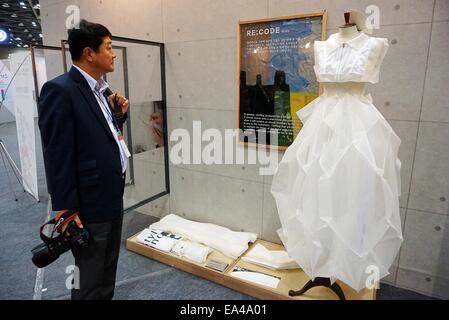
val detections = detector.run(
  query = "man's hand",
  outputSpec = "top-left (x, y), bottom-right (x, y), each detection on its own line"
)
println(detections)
top-left (55, 210), bottom-right (83, 234)
top-left (108, 91), bottom-right (129, 114)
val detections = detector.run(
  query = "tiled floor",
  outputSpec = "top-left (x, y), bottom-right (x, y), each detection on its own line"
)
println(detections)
top-left (0, 121), bottom-right (440, 300)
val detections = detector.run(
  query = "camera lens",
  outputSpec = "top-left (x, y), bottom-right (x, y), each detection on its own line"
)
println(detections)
top-left (31, 243), bottom-right (59, 268)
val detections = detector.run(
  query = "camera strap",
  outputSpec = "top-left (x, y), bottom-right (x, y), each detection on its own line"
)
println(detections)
top-left (39, 209), bottom-right (78, 243)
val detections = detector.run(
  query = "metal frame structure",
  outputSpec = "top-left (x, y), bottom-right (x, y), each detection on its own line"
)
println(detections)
top-left (30, 44), bottom-right (61, 101)
top-left (58, 36), bottom-right (169, 213)
top-left (109, 36), bottom-right (170, 213)
top-left (104, 44), bottom-right (135, 187)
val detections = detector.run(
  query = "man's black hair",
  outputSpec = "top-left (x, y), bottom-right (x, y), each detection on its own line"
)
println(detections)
top-left (67, 19), bottom-right (112, 61)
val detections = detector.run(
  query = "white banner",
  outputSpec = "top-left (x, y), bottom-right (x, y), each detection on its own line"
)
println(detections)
top-left (0, 60), bottom-right (15, 123)
top-left (9, 52), bottom-right (39, 201)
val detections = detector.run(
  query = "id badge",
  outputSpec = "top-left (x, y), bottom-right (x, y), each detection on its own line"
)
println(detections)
top-left (118, 135), bottom-right (131, 158)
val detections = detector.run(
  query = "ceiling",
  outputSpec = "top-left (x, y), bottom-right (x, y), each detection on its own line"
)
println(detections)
top-left (0, 0), bottom-right (42, 48)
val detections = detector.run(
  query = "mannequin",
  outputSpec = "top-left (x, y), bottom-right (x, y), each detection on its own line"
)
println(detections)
top-left (288, 11), bottom-right (360, 301)
top-left (272, 4), bottom-right (401, 299)
top-left (338, 25), bottom-right (360, 42)
top-left (338, 12), bottom-right (360, 42)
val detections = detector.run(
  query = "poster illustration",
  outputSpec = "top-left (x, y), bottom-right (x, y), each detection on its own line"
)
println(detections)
top-left (237, 12), bottom-right (327, 149)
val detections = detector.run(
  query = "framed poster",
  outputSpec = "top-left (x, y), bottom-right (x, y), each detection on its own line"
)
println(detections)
top-left (237, 11), bottom-right (327, 150)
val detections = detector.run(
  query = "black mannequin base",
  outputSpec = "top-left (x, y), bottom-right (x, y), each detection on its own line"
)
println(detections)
top-left (288, 277), bottom-right (346, 300)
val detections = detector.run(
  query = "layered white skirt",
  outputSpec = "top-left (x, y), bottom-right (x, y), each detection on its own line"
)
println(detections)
top-left (271, 83), bottom-right (403, 291)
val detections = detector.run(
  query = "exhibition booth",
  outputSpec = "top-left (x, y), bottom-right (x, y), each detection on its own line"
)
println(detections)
top-left (1, 0), bottom-right (448, 300)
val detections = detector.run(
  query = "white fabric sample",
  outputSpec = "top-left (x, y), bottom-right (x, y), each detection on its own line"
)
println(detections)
top-left (149, 214), bottom-right (257, 259)
top-left (229, 267), bottom-right (280, 289)
top-left (241, 244), bottom-right (299, 270)
top-left (171, 240), bottom-right (212, 264)
top-left (271, 31), bottom-right (403, 291)
top-left (136, 229), bottom-right (181, 252)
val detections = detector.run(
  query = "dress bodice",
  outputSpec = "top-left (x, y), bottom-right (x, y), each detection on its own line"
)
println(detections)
top-left (314, 31), bottom-right (389, 84)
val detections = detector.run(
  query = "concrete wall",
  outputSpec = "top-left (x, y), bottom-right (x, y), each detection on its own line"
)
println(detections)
top-left (39, 0), bottom-right (449, 299)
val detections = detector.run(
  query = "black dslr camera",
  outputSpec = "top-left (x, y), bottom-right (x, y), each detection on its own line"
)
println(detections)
top-left (31, 210), bottom-right (89, 268)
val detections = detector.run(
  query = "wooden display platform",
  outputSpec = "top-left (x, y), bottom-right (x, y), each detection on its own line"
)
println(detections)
top-left (127, 234), bottom-right (376, 300)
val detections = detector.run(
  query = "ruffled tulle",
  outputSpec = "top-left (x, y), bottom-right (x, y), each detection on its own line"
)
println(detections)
top-left (271, 86), bottom-right (403, 291)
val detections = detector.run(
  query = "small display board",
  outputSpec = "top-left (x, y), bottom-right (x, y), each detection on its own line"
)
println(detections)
top-left (126, 235), bottom-right (375, 300)
top-left (237, 11), bottom-right (327, 149)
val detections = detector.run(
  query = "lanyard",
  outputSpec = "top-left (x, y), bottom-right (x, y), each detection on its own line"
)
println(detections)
top-left (94, 90), bottom-right (121, 135)
top-left (93, 87), bottom-right (131, 167)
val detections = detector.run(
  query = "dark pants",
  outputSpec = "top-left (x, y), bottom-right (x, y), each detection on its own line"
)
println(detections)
top-left (71, 216), bottom-right (124, 300)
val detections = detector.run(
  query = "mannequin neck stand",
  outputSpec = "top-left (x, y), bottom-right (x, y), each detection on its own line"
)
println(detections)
top-left (288, 277), bottom-right (346, 300)
top-left (338, 25), bottom-right (360, 42)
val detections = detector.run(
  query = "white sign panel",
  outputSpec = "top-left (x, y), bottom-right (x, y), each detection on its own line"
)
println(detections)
top-left (0, 59), bottom-right (15, 117)
top-left (9, 52), bottom-right (39, 200)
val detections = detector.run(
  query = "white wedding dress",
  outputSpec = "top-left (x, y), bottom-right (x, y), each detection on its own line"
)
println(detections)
top-left (271, 31), bottom-right (403, 291)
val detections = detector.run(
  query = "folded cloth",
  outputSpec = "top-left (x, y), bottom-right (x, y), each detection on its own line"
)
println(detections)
top-left (241, 243), bottom-right (299, 270)
top-left (149, 214), bottom-right (258, 259)
top-left (229, 266), bottom-right (281, 289)
top-left (136, 228), bottom-right (182, 252)
top-left (171, 240), bottom-right (211, 264)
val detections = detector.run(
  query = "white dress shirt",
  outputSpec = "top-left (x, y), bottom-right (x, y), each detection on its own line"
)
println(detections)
top-left (73, 65), bottom-right (128, 173)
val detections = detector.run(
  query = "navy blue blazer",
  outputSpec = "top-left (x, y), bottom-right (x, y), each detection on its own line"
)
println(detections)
top-left (38, 66), bottom-right (126, 223)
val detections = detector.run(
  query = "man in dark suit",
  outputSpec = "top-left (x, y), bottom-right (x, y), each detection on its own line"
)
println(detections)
top-left (38, 20), bottom-right (130, 300)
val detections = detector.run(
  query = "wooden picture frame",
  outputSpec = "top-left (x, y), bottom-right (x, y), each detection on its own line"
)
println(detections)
top-left (236, 11), bottom-right (327, 150)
